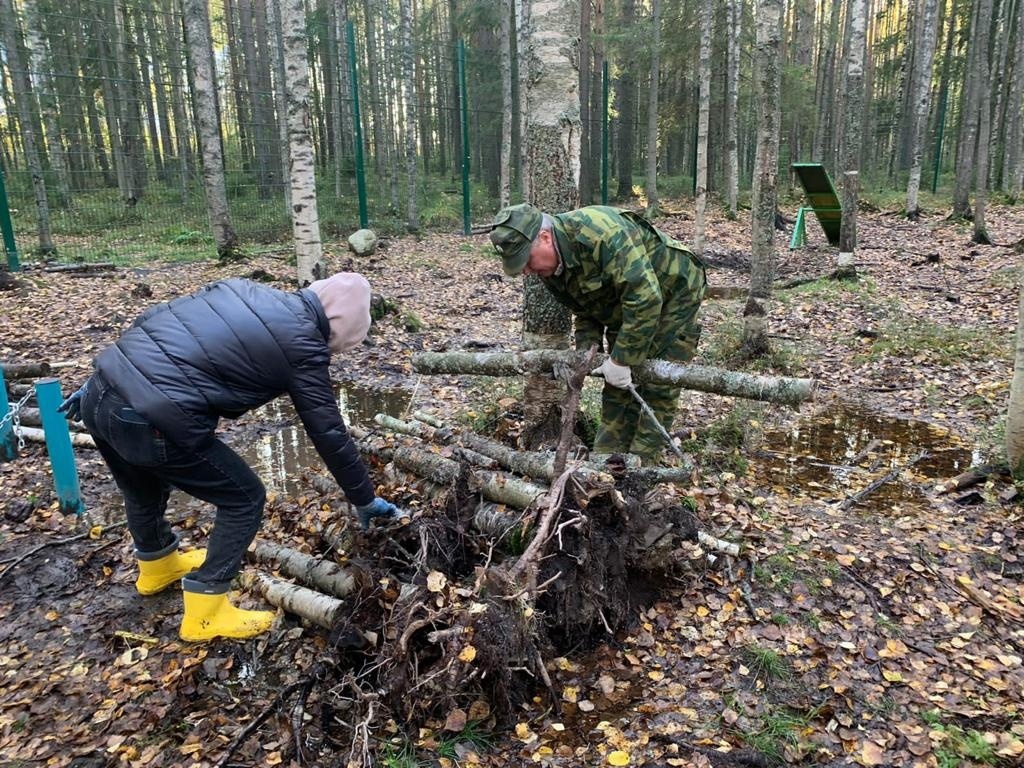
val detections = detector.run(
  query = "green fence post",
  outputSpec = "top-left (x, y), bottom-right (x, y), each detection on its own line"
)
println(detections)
top-left (0, 367), bottom-right (17, 461)
top-left (458, 39), bottom-right (470, 235)
top-left (0, 167), bottom-right (21, 273)
top-left (347, 21), bottom-right (369, 229)
top-left (601, 61), bottom-right (609, 206)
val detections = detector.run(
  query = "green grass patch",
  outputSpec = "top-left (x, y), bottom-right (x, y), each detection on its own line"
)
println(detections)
top-left (436, 720), bottom-right (494, 763)
top-left (679, 403), bottom-right (765, 474)
top-left (856, 318), bottom-right (1012, 365)
top-left (734, 704), bottom-right (822, 765)
top-left (378, 738), bottom-right (423, 768)
top-left (921, 711), bottom-right (1003, 767)
top-left (698, 315), bottom-right (805, 374)
top-left (742, 644), bottom-right (790, 684)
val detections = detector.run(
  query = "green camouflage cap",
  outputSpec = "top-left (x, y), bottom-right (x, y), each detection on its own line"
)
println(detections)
top-left (489, 203), bottom-right (542, 276)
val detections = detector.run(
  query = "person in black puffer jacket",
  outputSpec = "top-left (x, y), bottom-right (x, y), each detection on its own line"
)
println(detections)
top-left (59, 273), bottom-right (400, 642)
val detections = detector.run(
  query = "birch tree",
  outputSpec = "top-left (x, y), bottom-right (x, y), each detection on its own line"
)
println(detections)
top-left (692, 0), bottom-right (712, 254)
top-left (182, 0), bottom-right (239, 260)
top-left (725, 0), bottom-right (740, 219)
top-left (643, 0), bottom-right (662, 217)
top-left (0, 0), bottom-right (54, 254)
top-left (281, 0), bottom-right (326, 283)
top-left (905, 0), bottom-right (940, 220)
top-left (519, 0), bottom-right (579, 448)
top-left (953, 0), bottom-right (983, 219)
top-left (971, 0), bottom-right (995, 244)
top-left (743, 0), bottom-right (782, 356)
top-left (516, 0), bottom-right (531, 200)
top-left (837, 0), bottom-right (866, 278)
top-left (1008, 0), bottom-right (1024, 197)
top-left (400, 0), bottom-right (420, 230)
top-left (499, 0), bottom-right (513, 207)
top-left (1006, 264), bottom-right (1024, 476)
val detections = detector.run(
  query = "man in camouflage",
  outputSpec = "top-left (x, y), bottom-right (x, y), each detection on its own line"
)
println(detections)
top-left (490, 203), bottom-right (707, 464)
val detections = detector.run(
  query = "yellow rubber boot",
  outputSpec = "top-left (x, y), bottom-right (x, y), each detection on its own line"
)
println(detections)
top-left (135, 549), bottom-right (207, 595)
top-left (179, 582), bottom-right (276, 642)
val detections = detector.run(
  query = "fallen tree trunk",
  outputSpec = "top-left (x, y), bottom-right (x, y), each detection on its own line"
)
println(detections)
top-left (1, 362), bottom-right (51, 380)
top-left (17, 426), bottom-right (96, 448)
top-left (248, 539), bottom-right (357, 598)
top-left (42, 262), bottom-right (116, 273)
top-left (243, 571), bottom-right (344, 629)
top-left (13, 408), bottom-right (86, 432)
top-left (412, 349), bottom-right (815, 407)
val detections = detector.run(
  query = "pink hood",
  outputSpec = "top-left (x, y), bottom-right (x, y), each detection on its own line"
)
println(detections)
top-left (308, 272), bottom-right (372, 354)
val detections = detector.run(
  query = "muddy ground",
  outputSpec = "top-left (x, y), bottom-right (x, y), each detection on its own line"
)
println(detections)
top-left (1, 203), bottom-right (1023, 767)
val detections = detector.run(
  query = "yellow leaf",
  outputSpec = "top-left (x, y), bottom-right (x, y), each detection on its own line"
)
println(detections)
top-left (836, 554), bottom-right (856, 566)
top-left (426, 570), bottom-right (447, 593)
top-left (859, 741), bottom-right (886, 765)
top-left (607, 751), bottom-right (631, 766)
top-left (882, 669), bottom-right (904, 682)
top-left (562, 686), bottom-right (578, 703)
top-left (458, 645), bottom-right (477, 663)
top-left (89, 526), bottom-right (103, 540)
top-left (45, 610), bottom-right (59, 621)
top-left (648, 670), bottom-right (664, 681)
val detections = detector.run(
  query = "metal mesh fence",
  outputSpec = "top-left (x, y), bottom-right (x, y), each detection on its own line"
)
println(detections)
top-left (0, 0), bottom-right (515, 264)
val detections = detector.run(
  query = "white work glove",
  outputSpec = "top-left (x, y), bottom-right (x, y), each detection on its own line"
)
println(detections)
top-left (592, 358), bottom-right (633, 389)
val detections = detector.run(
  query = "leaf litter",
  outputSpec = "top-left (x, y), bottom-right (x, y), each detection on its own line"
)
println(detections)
top-left (0, 204), bottom-right (1022, 766)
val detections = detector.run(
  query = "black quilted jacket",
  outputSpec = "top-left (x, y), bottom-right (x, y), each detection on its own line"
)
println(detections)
top-left (93, 278), bottom-right (375, 506)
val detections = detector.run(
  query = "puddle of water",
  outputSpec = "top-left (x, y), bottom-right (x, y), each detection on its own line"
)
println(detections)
top-left (749, 402), bottom-right (975, 512)
top-left (235, 383), bottom-right (411, 496)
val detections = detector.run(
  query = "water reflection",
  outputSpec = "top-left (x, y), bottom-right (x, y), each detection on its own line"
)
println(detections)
top-left (749, 402), bottom-right (973, 512)
top-left (236, 383), bottom-right (411, 496)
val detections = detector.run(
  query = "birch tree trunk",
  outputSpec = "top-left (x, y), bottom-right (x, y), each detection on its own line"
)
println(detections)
top-left (837, 0), bottom-right (866, 278)
top-left (725, 0), bottom-right (740, 219)
top-left (1007, 261), bottom-right (1024, 476)
top-left (281, 0), bottom-right (325, 283)
top-left (1007, 0), bottom-right (1024, 197)
top-left (905, 0), bottom-right (940, 220)
top-left (519, 0), bottom-right (579, 449)
top-left (22, 0), bottom-right (71, 210)
top-left (400, 0), bottom-right (420, 231)
top-left (499, 0), bottom-right (513, 207)
top-left (971, 0), bottom-right (995, 244)
top-left (266, 0), bottom-right (293, 214)
top-left (182, 0), bottom-right (240, 259)
top-left (162, 0), bottom-right (190, 203)
top-left (692, 0), bottom-right (712, 254)
top-left (953, 0), bottom-right (983, 219)
top-left (614, 0), bottom-right (636, 201)
top-left (516, 0), bottom-right (531, 200)
top-left (743, 0), bottom-right (783, 356)
top-left (643, 0), bottom-right (661, 217)
top-left (0, 0), bottom-right (54, 254)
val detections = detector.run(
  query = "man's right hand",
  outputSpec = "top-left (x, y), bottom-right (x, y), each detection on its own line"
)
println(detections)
top-left (57, 380), bottom-right (90, 422)
top-left (355, 496), bottom-right (402, 529)
top-left (592, 358), bottom-right (632, 389)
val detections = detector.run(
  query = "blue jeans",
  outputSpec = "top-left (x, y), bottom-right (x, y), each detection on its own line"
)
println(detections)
top-left (81, 376), bottom-right (266, 589)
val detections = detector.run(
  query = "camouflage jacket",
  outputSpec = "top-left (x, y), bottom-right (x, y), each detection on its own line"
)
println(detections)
top-left (543, 206), bottom-right (706, 366)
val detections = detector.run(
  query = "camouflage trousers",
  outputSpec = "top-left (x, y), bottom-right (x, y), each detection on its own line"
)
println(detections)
top-left (592, 272), bottom-right (706, 462)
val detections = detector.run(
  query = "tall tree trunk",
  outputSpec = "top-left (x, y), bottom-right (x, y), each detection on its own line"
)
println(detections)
top-left (21, 0), bottom-right (72, 210)
top-left (237, 0), bottom-right (274, 199)
top-left (988, 0), bottom-right (1014, 189)
top-left (1010, 0), bottom-right (1024, 196)
top-left (953, 0), bottom-right (983, 218)
top-left (643, 0), bottom-right (661, 217)
top-left (519, 0), bottom-right (579, 449)
top-left (266, 0), bottom-right (293, 214)
top-left (182, 0), bottom-right (239, 259)
top-left (499, 0), bottom-right (513, 207)
top-left (163, 0), bottom-right (191, 203)
top-left (516, 0), bottom-right (531, 199)
top-left (693, 0), bottom-right (712, 253)
top-left (591, 0), bottom-right (604, 200)
top-left (129, 4), bottom-right (163, 183)
top-left (362, 0), bottom-right (386, 177)
top-left (906, 0), bottom-right (940, 219)
top-left (578, 0), bottom-right (593, 204)
top-left (725, 0), bottom-right (741, 218)
top-left (400, 0), bottom-right (420, 231)
top-left (614, 0), bottom-right (636, 201)
top-left (0, 0), bottom-right (55, 253)
top-left (1007, 262), bottom-right (1024, 476)
top-left (144, 3), bottom-right (177, 184)
top-left (744, 0), bottom-right (783, 356)
top-left (118, 2), bottom-right (148, 200)
top-left (281, 0), bottom-right (326, 283)
top-left (972, 0), bottom-right (995, 243)
top-left (837, 0), bottom-right (866, 277)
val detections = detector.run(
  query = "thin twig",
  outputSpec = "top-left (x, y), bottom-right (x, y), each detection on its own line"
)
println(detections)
top-left (213, 680), bottom-right (307, 768)
top-left (0, 520), bottom-right (129, 584)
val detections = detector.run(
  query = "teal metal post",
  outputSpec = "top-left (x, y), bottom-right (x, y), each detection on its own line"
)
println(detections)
top-left (601, 61), bottom-right (609, 205)
top-left (34, 378), bottom-right (85, 516)
top-left (346, 21), bottom-right (369, 228)
top-left (0, 367), bottom-right (17, 461)
top-left (0, 167), bottom-right (21, 272)
top-left (458, 39), bottom-right (470, 235)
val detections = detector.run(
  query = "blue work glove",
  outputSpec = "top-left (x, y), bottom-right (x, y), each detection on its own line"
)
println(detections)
top-left (57, 380), bottom-right (90, 422)
top-left (355, 497), bottom-right (400, 529)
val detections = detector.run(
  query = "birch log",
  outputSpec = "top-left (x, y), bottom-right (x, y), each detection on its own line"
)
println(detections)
top-left (249, 539), bottom-right (356, 597)
top-left (1, 363), bottom-right (52, 380)
top-left (412, 350), bottom-right (815, 407)
top-left (17, 426), bottom-right (96, 448)
top-left (243, 571), bottom-right (343, 629)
